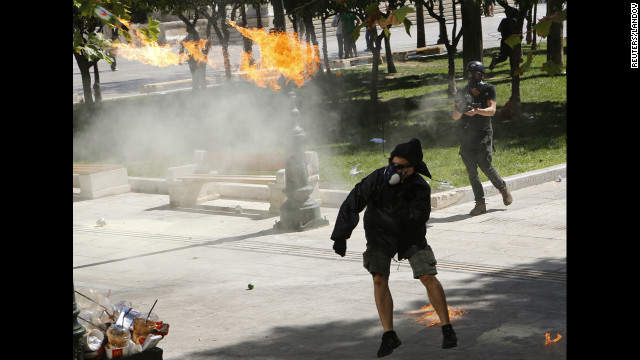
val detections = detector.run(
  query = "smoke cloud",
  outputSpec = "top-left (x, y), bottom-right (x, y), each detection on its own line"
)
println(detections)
top-left (72, 71), bottom-right (337, 176)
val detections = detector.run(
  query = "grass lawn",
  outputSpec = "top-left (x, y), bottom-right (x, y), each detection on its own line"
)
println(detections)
top-left (73, 43), bottom-right (566, 192)
top-left (298, 43), bottom-right (566, 191)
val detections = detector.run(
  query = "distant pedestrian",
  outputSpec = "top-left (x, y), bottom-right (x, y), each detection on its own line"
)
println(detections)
top-left (331, 14), bottom-right (344, 59)
top-left (341, 12), bottom-right (359, 58)
top-left (452, 61), bottom-right (512, 216)
top-left (103, 25), bottom-right (119, 71)
top-left (484, 0), bottom-right (495, 17)
top-left (489, 13), bottom-right (518, 71)
top-left (331, 138), bottom-right (458, 357)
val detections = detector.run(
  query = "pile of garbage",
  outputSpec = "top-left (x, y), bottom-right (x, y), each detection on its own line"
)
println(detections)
top-left (76, 289), bottom-right (170, 359)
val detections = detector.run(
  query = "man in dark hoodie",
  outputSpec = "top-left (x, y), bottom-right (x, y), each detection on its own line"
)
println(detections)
top-left (331, 138), bottom-right (457, 357)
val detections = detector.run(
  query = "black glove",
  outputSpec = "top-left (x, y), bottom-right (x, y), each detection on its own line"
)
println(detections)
top-left (332, 239), bottom-right (347, 257)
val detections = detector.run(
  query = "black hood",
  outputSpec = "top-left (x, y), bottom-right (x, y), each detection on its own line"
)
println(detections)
top-left (388, 138), bottom-right (432, 179)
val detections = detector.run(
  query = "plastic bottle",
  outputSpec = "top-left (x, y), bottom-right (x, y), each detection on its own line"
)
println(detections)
top-left (439, 181), bottom-right (454, 190)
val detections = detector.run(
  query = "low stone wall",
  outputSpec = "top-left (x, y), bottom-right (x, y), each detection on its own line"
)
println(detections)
top-left (128, 163), bottom-right (566, 211)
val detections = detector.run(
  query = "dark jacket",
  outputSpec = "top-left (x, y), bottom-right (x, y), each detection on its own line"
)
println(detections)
top-left (330, 167), bottom-right (431, 260)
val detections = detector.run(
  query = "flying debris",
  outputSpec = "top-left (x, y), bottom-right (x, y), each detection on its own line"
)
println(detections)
top-left (350, 164), bottom-right (363, 175)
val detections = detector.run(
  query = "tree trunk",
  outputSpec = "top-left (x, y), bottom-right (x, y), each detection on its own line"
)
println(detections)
top-left (321, 14), bottom-right (331, 73)
top-left (222, 19), bottom-right (232, 79)
top-left (304, 16), bottom-right (318, 46)
top-left (74, 52), bottom-right (94, 105)
top-left (383, 31), bottom-right (396, 74)
top-left (547, 0), bottom-right (564, 67)
top-left (525, 6), bottom-right (532, 44)
top-left (370, 30), bottom-right (386, 130)
top-left (531, 3), bottom-right (537, 50)
top-left (509, 42), bottom-right (521, 109)
top-left (240, 5), bottom-right (253, 58)
top-left (461, 0), bottom-right (483, 69)
top-left (416, 2), bottom-right (426, 49)
top-left (272, 0), bottom-right (286, 31)
top-left (254, 4), bottom-right (263, 28)
top-left (446, 44), bottom-right (457, 98)
top-left (93, 62), bottom-right (102, 102)
top-left (370, 30), bottom-right (384, 103)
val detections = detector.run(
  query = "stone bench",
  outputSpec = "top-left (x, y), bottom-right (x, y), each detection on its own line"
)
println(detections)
top-left (73, 164), bottom-right (131, 199)
top-left (166, 150), bottom-right (321, 213)
top-left (329, 45), bottom-right (445, 69)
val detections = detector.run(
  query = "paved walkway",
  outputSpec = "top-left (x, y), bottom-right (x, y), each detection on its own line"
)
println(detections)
top-left (73, 177), bottom-right (566, 359)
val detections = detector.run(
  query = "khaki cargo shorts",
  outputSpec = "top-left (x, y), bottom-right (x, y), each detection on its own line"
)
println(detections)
top-left (363, 245), bottom-right (438, 279)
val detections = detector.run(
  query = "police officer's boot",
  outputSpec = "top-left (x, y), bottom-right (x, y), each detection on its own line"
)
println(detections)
top-left (499, 186), bottom-right (512, 206)
top-left (470, 200), bottom-right (486, 216)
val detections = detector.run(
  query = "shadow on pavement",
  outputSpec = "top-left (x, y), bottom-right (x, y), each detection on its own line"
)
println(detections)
top-left (428, 208), bottom-right (506, 224)
top-left (180, 318), bottom-right (382, 360)
top-left (175, 258), bottom-right (566, 360)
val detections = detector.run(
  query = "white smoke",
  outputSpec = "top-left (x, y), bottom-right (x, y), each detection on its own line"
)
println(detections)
top-left (72, 76), bottom-right (337, 175)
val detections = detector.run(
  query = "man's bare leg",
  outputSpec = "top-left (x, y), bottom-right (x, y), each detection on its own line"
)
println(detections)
top-left (373, 273), bottom-right (394, 331)
top-left (419, 274), bottom-right (458, 348)
top-left (419, 274), bottom-right (450, 325)
top-left (373, 273), bottom-right (402, 357)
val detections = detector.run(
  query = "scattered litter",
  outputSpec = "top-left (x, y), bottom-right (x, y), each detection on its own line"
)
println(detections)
top-left (234, 205), bottom-right (243, 214)
top-left (350, 164), bottom-right (364, 175)
top-left (247, 283), bottom-right (254, 290)
top-left (96, 218), bottom-right (107, 227)
top-left (370, 138), bottom-right (386, 143)
top-left (438, 181), bottom-right (454, 190)
top-left (75, 290), bottom-right (170, 359)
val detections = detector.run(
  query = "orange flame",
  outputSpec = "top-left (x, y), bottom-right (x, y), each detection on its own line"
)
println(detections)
top-left (544, 332), bottom-right (562, 345)
top-left (111, 29), bottom-right (182, 67)
top-left (106, 13), bottom-right (211, 68)
top-left (178, 39), bottom-right (210, 65)
top-left (406, 305), bottom-right (468, 327)
top-left (228, 21), bottom-right (321, 90)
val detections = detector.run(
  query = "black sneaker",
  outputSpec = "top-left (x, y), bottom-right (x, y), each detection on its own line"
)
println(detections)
top-left (442, 324), bottom-right (458, 349)
top-left (377, 330), bottom-right (402, 357)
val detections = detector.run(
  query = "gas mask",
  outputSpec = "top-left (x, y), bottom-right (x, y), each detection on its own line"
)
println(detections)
top-left (465, 61), bottom-right (486, 91)
top-left (384, 163), bottom-right (412, 185)
top-left (467, 71), bottom-right (485, 90)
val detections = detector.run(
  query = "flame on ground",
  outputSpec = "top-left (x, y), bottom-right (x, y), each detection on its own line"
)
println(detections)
top-left (228, 21), bottom-right (321, 90)
top-left (406, 305), bottom-right (468, 327)
top-left (544, 332), bottom-right (562, 345)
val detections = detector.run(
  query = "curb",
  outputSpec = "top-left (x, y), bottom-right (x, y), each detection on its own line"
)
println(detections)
top-left (127, 163), bottom-right (566, 211)
top-left (430, 163), bottom-right (566, 210)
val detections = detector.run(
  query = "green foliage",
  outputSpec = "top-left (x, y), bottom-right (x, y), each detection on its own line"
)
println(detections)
top-left (353, 2), bottom-right (414, 41)
top-left (533, 8), bottom-right (567, 38)
top-left (137, 16), bottom-right (161, 42)
top-left (73, 0), bottom-right (132, 64)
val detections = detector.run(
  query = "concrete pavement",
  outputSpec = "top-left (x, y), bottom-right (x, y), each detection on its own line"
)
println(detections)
top-left (73, 176), bottom-right (566, 359)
